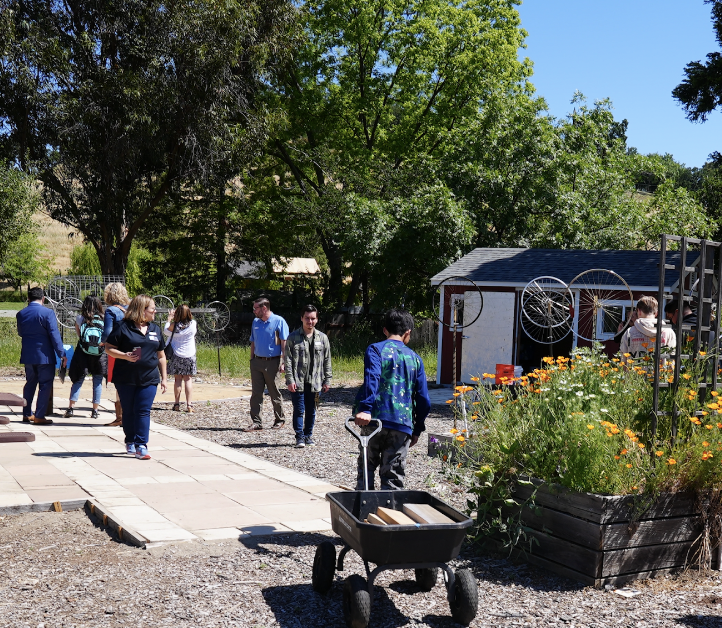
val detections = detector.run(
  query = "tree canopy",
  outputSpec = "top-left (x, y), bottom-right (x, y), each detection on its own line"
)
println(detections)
top-left (0, 0), bottom-right (294, 274)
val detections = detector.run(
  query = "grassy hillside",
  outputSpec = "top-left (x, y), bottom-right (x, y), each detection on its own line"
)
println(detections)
top-left (36, 213), bottom-right (80, 274)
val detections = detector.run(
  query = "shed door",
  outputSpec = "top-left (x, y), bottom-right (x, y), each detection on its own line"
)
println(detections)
top-left (461, 291), bottom-right (515, 382)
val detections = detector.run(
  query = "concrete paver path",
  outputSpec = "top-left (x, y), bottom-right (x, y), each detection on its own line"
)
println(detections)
top-left (0, 398), bottom-right (337, 545)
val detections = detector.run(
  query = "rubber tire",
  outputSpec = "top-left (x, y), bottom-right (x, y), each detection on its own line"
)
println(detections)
top-left (312, 541), bottom-right (336, 594)
top-left (342, 574), bottom-right (371, 628)
top-left (414, 567), bottom-right (439, 591)
top-left (449, 568), bottom-right (478, 626)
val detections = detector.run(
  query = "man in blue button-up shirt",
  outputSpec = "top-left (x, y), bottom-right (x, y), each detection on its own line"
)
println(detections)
top-left (243, 297), bottom-right (289, 431)
top-left (16, 287), bottom-right (66, 425)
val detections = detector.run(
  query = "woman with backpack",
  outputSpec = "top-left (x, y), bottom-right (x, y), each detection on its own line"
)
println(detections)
top-left (102, 283), bottom-right (131, 427)
top-left (64, 295), bottom-right (105, 419)
top-left (163, 305), bottom-right (197, 412)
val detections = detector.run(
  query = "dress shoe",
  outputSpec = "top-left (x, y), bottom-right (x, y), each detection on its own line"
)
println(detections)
top-left (32, 417), bottom-right (53, 425)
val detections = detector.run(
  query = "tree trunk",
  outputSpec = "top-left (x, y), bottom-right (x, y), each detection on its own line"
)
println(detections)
top-left (318, 230), bottom-right (344, 308)
top-left (345, 270), bottom-right (362, 309)
top-left (216, 188), bottom-right (227, 302)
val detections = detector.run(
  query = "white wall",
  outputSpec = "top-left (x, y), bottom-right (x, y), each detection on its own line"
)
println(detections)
top-left (460, 291), bottom-right (515, 382)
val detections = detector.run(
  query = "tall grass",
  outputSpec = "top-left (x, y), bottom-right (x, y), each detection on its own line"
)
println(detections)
top-left (0, 321), bottom-right (22, 368)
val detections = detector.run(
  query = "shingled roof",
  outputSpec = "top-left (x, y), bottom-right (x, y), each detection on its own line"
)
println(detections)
top-left (431, 248), bottom-right (697, 289)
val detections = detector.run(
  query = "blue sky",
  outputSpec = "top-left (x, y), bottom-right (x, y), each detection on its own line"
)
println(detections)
top-left (517, 0), bottom-right (722, 168)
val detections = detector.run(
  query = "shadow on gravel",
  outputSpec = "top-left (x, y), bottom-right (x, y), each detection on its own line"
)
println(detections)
top-left (32, 451), bottom-right (126, 458)
top-left (676, 615), bottom-right (722, 627)
top-left (228, 442), bottom-right (292, 449)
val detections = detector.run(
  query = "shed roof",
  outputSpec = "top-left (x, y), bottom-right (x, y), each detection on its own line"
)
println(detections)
top-left (431, 248), bottom-right (697, 289)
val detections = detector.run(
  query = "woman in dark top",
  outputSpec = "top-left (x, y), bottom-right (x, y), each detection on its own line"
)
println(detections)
top-left (64, 295), bottom-right (105, 419)
top-left (105, 295), bottom-right (168, 460)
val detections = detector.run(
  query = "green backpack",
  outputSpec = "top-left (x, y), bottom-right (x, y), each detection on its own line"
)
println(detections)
top-left (80, 315), bottom-right (105, 356)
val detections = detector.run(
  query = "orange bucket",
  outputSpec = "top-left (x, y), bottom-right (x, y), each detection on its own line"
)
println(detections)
top-left (495, 364), bottom-right (515, 385)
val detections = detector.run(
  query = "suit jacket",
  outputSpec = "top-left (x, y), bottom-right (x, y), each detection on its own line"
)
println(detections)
top-left (16, 301), bottom-right (66, 365)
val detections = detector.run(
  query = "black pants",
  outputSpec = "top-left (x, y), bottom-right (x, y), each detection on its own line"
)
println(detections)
top-left (356, 427), bottom-right (410, 490)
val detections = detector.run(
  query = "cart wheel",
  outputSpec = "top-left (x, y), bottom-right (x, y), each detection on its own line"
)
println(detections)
top-left (342, 574), bottom-right (371, 628)
top-left (449, 568), bottom-right (478, 626)
top-left (414, 567), bottom-right (439, 591)
top-left (312, 541), bottom-right (336, 594)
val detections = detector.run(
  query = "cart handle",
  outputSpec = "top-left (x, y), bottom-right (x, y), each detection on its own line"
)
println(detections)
top-left (345, 416), bottom-right (383, 491)
top-left (345, 416), bottom-right (382, 447)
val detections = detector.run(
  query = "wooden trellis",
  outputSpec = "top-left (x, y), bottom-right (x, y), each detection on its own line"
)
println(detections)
top-left (652, 235), bottom-right (722, 443)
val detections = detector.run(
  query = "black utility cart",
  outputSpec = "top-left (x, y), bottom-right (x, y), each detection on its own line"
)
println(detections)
top-left (311, 419), bottom-right (479, 628)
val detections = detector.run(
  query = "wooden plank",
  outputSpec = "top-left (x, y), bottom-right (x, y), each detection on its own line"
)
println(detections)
top-left (481, 536), bottom-right (599, 587)
top-left (502, 503), bottom-right (604, 550)
top-left (402, 503), bottom-right (455, 525)
top-left (603, 516), bottom-right (702, 550)
top-left (513, 483), bottom-right (607, 524)
top-left (517, 528), bottom-right (602, 579)
top-left (603, 492), bottom-right (699, 523)
top-left (376, 506), bottom-right (415, 525)
top-left (601, 541), bottom-right (699, 577)
top-left (0, 499), bottom-right (86, 516)
top-left (367, 513), bottom-right (387, 526)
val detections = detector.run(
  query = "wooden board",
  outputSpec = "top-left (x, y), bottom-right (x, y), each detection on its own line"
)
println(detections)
top-left (376, 506), bottom-right (416, 525)
top-left (367, 513), bottom-right (387, 526)
top-left (402, 503), bottom-right (455, 525)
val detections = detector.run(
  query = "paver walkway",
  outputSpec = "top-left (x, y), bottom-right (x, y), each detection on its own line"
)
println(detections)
top-left (0, 397), bottom-right (338, 545)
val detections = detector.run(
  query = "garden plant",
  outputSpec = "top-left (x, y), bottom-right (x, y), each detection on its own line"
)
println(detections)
top-left (443, 345), bottom-right (722, 566)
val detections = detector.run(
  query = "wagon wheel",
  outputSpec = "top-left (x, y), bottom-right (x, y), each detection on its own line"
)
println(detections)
top-left (46, 277), bottom-right (79, 303)
top-left (569, 269), bottom-right (634, 343)
top-left (312, 541), bottom-right (336, 595)
top-left (449, 568), bottom-right (478, 626)
top-left (415, 567), bottom-right (439, 591)
top-left (151, 295), bottom-right (174, 322)
top-left (201, 301), bottom-right (230, 333)
top-left (520, 276), bottom-right (574, 344)
top-left (342, 574), bottom-right (371, 628)
top-left (56, 297), bottom-right (82, 330)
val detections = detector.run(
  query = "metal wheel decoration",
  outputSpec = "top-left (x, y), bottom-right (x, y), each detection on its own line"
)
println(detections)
top-left (151, 295), bottom-right (175, 322)
top-left (201, 301), bottom-right (231, 333)
top-left (433, 276), bottom-right (483, 331)
top-left (46, 277), bottom-right (79, 303)
top-left (56, 297), bottom-right (82, 329)
top-left (432, 276), bottom-right (483, 429)
top-left (520, 276), bottom-right (574, 344)
top-left (569, 269), bottom-right (634, 343)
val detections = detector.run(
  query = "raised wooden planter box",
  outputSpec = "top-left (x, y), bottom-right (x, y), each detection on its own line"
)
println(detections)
top-left (484, 479), bottom-right (706, 587)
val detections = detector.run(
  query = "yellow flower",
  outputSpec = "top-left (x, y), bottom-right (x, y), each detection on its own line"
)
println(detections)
top-left (638, 443), bottom-right (645, 449)
top-left (683, 374), bottom-right (692, 380)
top-left (450, 428), bottom-right (458, 434)
top-left (626, 463), bottom-right (633, 468)
top-left (470, 376), bottom-right (480, 382)
top-left (707, 425), bottom-right (714, 430)
top-left (708, 403), bottom-right (720, 410)
top-left (445, 400), bottom-right (454, 404)
top-left (656, 451), bottom-right (664, 457)
top-left (700, 351), bottom-right (707, 356)
top-left (452, 392), bottom-right (461, 397)
top-left (587, 424), bottom-right (595, 430)
top-left (713, 390), bottom-right (720, 397)
top-left (668, 458), bottom-right (677, 465)
top-left (703, 441), bottom-right (710, 447)
top-left (456, 435), bottom-right (465, 442)
top-left (623, 353), bottom-right (631, 358)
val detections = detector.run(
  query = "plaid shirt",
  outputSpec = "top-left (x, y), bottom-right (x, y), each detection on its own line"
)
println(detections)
top-left (284, 328), bottom-right (332, 392)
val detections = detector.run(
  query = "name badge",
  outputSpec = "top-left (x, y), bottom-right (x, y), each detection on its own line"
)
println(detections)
top-left (149, 333), bottom-right (158, 340)
top-left (314, 343), bottom-right (323, 350)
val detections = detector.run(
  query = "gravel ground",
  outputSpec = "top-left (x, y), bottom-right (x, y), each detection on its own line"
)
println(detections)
top-left (2, 383), bottom-right (722, 626)
top-left (151, 382), bottom-right (468, 510)
top-left (1, 509), bottom-right (721, 627)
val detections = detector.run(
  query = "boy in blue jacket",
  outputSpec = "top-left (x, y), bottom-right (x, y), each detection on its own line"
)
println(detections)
top-left (354, 308), bottom-right (431, 490)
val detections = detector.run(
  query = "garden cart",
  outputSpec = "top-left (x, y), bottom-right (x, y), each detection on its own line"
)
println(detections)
top-left (312, 417), bottom-right (478, 628)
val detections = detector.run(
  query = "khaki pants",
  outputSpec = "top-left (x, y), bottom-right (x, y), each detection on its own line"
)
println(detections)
top-left (249, 356), bottom-right (284, 426)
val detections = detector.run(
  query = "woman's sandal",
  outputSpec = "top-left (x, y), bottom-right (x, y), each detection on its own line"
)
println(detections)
top-left (186, 405), bottom-right (194, 413)
top-left (172, 403), bottom-right (180, 412)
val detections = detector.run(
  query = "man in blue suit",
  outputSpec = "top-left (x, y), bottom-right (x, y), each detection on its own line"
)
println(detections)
top-left (16, 287), bottom-right (66, 425)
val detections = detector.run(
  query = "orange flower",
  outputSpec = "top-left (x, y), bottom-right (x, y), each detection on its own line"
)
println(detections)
top-left (620, 448), bottom-right (628, 455)
top-left (655, 451), bottom-right (664, 457)
top-left (445, 400), bottom-right (454, 404)
top-left (638, 443), bottom-right (645, 449)
top-left (614, 455), bottom-right (620, 460)
top-left (587, 424), bottom-right (595, 430)
top-left (668, 458), bottom-right (677, 465)
top-left (703, 441), bottom-right (710, 447)
top-left (712, 391), bottom-right (720, 397)
top-left (470, 376), bottom-right (480, 382)
top-left (707, 425), bottom-right (714, 430)
top-left (456, 435), bottom-right (465, 442)
top-left (626, 463), bottom-right (633, 468)
top-left (450, 428), bottom-right (458, 434)
top-left (453, 392), bottom-right (461, 397)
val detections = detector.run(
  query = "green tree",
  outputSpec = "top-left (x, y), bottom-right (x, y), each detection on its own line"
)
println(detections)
top-left (1, 230), bottom-right (51, 293)
top-left (0, 160), bottom-right (35, 261)
top-left (0, 0), bottom-right (294, 274)
top-left (262, 0), bottom-right (530, 306)
top-left (673, 0), bottom-right (722, 122)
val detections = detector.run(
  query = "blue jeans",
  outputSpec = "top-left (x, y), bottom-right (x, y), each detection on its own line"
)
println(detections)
top-left (291, 383), bottom-right (318, 439)
top-left (70, 374), bottom-right (103, 405)
top-left (23, 364), bottom-right (55, 419)
top-left (116, 384), bottom-right (157, 446)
